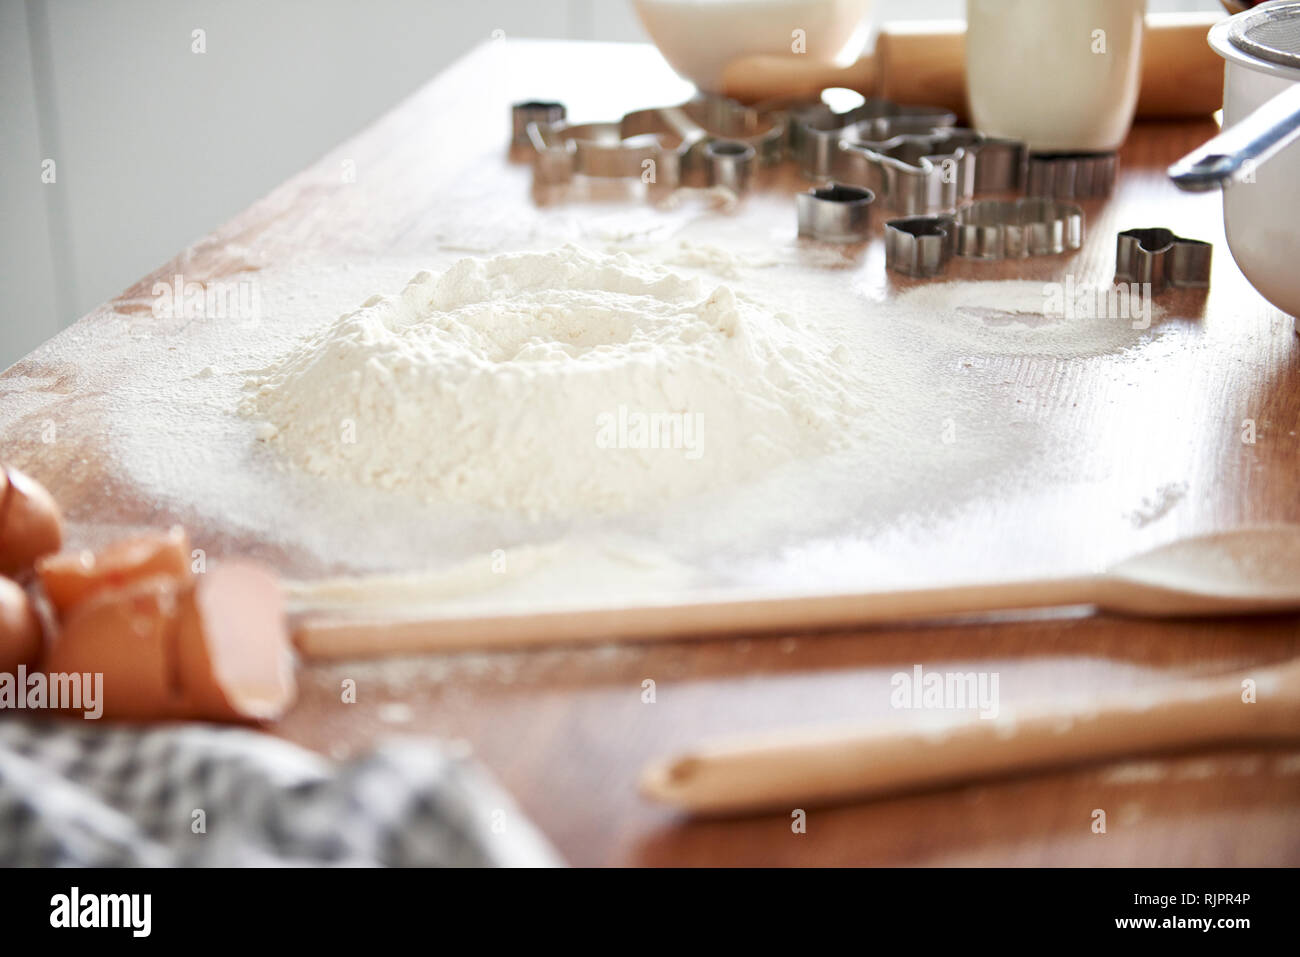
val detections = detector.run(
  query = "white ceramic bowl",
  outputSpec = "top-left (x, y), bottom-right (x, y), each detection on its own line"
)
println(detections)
top-left (632, 0), bottom-right (873, 93)
top-left (1210, 13), bottom-right (1300, 319)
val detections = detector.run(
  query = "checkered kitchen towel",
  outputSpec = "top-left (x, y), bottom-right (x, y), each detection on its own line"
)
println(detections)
top-left (0, 718), bottom-right (560, 867)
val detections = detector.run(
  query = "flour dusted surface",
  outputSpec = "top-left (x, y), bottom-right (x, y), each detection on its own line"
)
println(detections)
top-left (240, 246), bottom-right (863, 516)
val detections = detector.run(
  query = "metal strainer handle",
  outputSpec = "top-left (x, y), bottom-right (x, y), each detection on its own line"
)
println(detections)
top-left (1168, 83), bottom-right (1300, 190)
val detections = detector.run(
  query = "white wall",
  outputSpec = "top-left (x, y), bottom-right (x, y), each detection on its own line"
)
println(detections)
top-left (1, 0), bottom-right (1221, 369)
top-left (2, 0), bottom-right (62, 363)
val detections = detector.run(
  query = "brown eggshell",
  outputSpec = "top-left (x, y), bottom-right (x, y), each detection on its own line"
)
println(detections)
top-left (0, 576), bottom-right (43, 674)
top-left (175, 562), bottom-right (296, 722)
top-left (44, 574), bottom-right (188, 720)
top-left (0, 466), bottom-right (64, 579)
top-left (37, 526), bottom-right (192, 620)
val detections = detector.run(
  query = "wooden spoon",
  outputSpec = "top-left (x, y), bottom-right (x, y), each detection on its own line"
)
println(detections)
top-left (294, 525), bottom-right (1300, 659)
top-left (639, 657), bottom-right (1300, 815)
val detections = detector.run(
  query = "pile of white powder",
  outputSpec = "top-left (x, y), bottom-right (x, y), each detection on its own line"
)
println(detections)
top-left (240, 245), bottom-right (864, 516)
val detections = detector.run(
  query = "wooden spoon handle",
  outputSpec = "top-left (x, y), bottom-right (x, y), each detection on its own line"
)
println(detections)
top-left (641, 674), bottom-right (1280, 815)
top-left (293, 575), bottom-right (1099, 659)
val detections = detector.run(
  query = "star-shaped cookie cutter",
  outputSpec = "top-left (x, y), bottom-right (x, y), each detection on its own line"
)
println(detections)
top-left (1114, 227), bottom-right (1212, 295)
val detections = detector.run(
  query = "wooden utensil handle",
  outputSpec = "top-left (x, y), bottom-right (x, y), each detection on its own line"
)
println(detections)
top-left (293, 575), bottom-right (1100, 659)
top-left (641, 675), bottom-right (1279, 815)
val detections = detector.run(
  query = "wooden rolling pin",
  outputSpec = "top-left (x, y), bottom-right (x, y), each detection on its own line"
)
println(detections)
top-left (641, 658), bottom-right (1300, 815)
top-left (722, 12), bottom-right (1225, 119)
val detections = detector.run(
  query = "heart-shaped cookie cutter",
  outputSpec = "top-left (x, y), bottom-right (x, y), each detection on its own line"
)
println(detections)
top-left (883, 215), bottom-right (957, 277)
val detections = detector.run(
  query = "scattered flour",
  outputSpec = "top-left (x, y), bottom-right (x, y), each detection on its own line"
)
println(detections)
top-left (240, 245), bottom-right (865, 517)
top-left (283, 537), bottom-right (698, 614)
top-left (649, 239), bottom-right (778, 278)
top-left (607, 237), bottom-right (852, 277)
top-left (284, 542), bottom-right (569, 609)
top-left (1127, 482), bottom-right (1188, 528)
top-left (888, 280), bottom-right (1167, 358)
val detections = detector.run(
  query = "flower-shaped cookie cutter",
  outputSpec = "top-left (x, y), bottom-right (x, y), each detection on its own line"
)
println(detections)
top-left (884, 198), bottom-right (1084, 276)
top-left (953, 198), bottom-right (1084, 259)
top-left (1026, 151), bottom-right (1119, 199)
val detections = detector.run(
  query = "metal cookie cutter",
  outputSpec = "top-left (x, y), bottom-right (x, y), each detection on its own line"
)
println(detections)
top-left (953, 198), bottom-right (1084, 259)
top-left (838, 129), bottom-right (1027, 215)
top-left (884, 199), bottom-right (1083, 275)
top-left (526, 116), bottom-right (691, 187)
top-left (677, 96), bottom-right (786, 167)
top-left (883, 215), bottom-right (957, 277)
top-left (789, 98), bottom-right (957, 180)
top-left (511, 101), bottom-right (565, 147)
top-left (624, 98), bottom-right (785, 187)
top-left (1026, 152), bottom-right (1118, 199)
top-left (1114, 227), bottom-right (1213, 295)
top-left (796, 184), bottom-right (875, 242)
top-left (703, 140), bottom-right (756, 193)
top-left (522, 96), bottom-right (783, 192)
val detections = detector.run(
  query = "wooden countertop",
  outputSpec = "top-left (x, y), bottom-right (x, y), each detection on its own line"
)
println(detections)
top-left (3, 40), bottom-right (1299, 866)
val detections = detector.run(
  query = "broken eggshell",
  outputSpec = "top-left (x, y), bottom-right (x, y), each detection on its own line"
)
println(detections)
top-left (0, 575), bottom-right (44, 674)
top-left (176, 562), bottom-right (296, 722)
top-left (38, 526), bottom-right (192, 621)
top-left (44, 562), bottom-right (296, 723)
top-left (43, 574), bottom-right (187, 720)
top-left (0, 466), bottom-right (64, 580)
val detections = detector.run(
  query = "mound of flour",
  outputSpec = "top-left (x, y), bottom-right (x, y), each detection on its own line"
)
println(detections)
top-left (240, 246), bottom-right (863, 515)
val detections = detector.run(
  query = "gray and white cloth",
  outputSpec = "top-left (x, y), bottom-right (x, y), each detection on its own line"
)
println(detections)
top-left (0, 718), bottom-right (560, 867)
